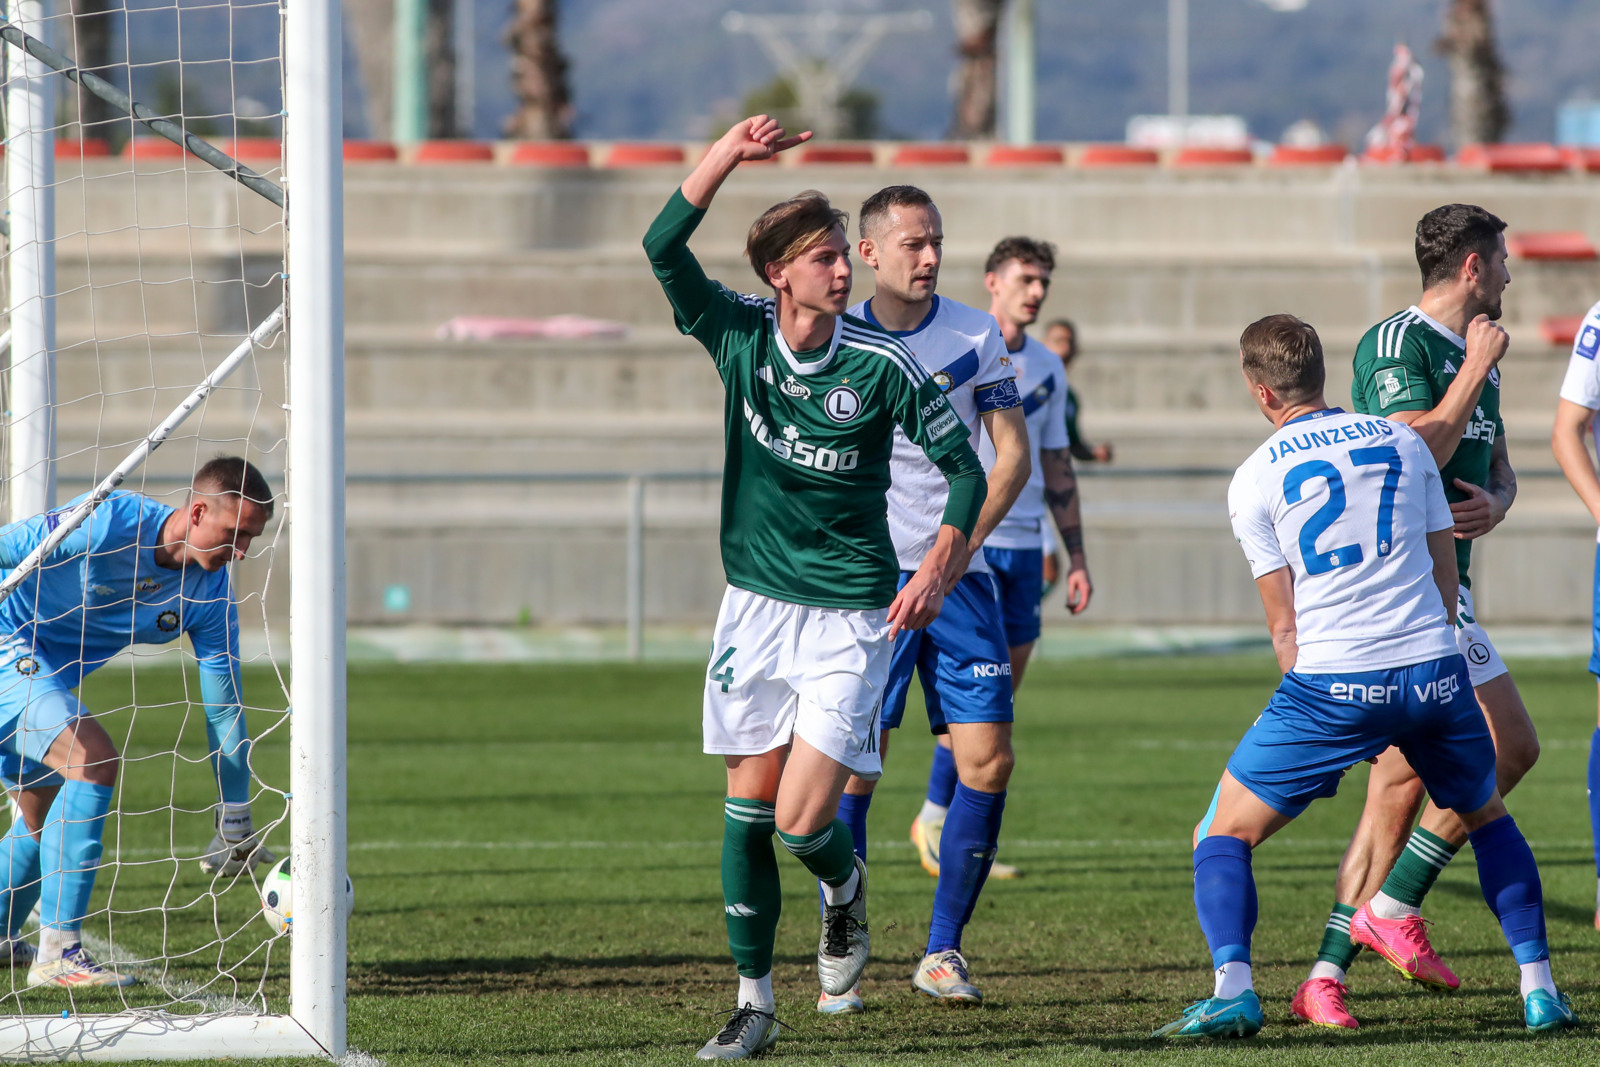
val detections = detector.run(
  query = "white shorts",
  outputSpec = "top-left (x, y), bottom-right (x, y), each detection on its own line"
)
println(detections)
top-left (702, 586), bottom-right (893, 780)
top-left (1455, 585), bottom-right (1508, 687)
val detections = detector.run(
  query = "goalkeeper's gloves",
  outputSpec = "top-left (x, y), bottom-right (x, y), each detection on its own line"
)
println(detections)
top-left (200, 802), bottom-right (277, 877)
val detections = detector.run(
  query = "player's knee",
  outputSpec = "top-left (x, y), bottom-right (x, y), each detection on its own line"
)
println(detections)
top-left (961, 747), bottom-right (1014, 791)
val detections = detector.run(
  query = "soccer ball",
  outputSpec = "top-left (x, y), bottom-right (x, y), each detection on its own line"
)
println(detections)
top-left (259, 855), bottom-right (355, 936)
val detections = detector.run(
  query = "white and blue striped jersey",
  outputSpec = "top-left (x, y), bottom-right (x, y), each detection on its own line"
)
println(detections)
top-left (849, 295), bottom-right (1021, 573)
top-left (981, 335), bottom-right (1069, 550)
top-left (1559, 298), bottom-right (1600, 543)
top-left (1228, 408), bottom-right (1457, 673)
top-left (0, 491), bottom-right (238, 686)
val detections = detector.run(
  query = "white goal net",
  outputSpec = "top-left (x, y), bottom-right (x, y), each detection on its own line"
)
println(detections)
top-left (0, 0), bottom-right (345, 1057)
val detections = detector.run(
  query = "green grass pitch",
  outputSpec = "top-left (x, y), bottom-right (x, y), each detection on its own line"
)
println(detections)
top-left (55, 656), bottom-right (1600, 1063)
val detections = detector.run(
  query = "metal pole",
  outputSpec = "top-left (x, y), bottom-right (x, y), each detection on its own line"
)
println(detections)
top-left (391, 0), bottom-right (427, 143)
top-left (1168, 0), bottom-right (1188, 122)
top-left (286, 0), bottom-right (348, 1050)
top-left (1005, 0), bottom-right (1036, 145)
top-left (5, 0), bottom-right (56, 523)
top-left (454, 0), bottom-right (474, 137)
top-left (626, 476), bottom-right (644, 662)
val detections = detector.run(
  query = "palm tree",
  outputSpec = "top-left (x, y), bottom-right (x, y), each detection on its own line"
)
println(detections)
top-left (504, 0), bottom-right (571, 139)
top-left (951, 0), bottom-right (1004, 139)
top-left (1438, 0), bottom-right (1508, 146)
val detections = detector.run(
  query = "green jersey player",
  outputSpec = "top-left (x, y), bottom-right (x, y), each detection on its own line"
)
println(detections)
top-left (643, 115), bottom-right (985, 1060)
top-left (1292, 204), bottom-right (1534, 1030)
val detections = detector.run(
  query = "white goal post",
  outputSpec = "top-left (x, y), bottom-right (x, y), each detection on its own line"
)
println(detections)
top-left (0, 0), bottom-right (348, 1054)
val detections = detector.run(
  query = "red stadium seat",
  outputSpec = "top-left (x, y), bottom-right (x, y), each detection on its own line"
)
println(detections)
top-left (795, 144), bottom-right (876, 165)
top-left (890, 143), bottom-right (970, 166)
top-left (1268, 144), bottom-right (1348, 166)
top-left (55, 138), bottom-right (109, 158)
top-left (412, 140), bottom-right (495, 163)
top-left (1541, 316), bottom-right (1585, 346)
top-left (508, 142), bottom-right (590, 167)
top-left (604, 143), bottom-right (686, 167)
top-left (1561, 147), bottom-right (1600, 172)
top-left (985, 145), bottom-right (1065, 167)
top-left (1172, 147), bottom-right (1254, 167)
top-left (343, 140), bottom-right (399, 161)
top-left (1506, 232), bottom-right (1598, 261)
top-left (228, 138), bottom-right (283, 162)
top-left (1075, 145), bottom-right (1158, 167)
top-left (122, 137), bottom-right (187, 159)
top-left (1455, 143), bottom-right (1566, 172)
top-left (1362, 144), bottom-right (1446, 164)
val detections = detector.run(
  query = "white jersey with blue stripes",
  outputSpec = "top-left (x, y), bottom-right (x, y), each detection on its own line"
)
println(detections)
top-left (1228, 408), bottom-right (1457, 673)
top-left (981, 334), bottom-right (1069, 550)
top-left (848, 295), bottom-right (1020, 573)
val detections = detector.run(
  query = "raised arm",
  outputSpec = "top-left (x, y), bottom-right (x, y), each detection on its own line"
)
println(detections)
top-left (643, 116), bottom-right (811, 349)
top-left (1386, 316), bottom-right (1508, 467)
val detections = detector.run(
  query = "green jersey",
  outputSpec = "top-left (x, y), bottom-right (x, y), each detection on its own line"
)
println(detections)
top-left (643, 190), bottom-right (982, 610)
top-left (1351, 305), bottom-right (1503, 586)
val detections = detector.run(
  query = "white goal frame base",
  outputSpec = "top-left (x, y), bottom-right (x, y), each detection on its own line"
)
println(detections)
top-left (0, 1013), bottom-right (328, 1061)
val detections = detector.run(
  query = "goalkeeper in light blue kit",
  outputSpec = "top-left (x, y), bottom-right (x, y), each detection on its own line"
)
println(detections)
top-left (1156, 315), bottom-right (1573, 1038)
top-left (0, 456), bottom-right (274, 988)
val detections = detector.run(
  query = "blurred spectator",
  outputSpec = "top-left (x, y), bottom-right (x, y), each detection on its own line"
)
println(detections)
top-left (1043, 320), bottom-right (1114, 464)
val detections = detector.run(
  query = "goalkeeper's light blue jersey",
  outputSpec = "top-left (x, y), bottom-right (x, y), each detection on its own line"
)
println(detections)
top-left (0, 490), bottom-right (238, 686)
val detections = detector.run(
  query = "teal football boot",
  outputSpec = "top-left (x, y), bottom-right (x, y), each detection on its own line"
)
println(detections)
top-left (1525, 989), bottom-right (1578, 1033)
top-left (1152, 991), bottom-right (1263, 1039)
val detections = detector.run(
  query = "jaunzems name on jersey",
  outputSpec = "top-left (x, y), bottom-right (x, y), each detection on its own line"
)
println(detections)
top-left (1266, 417), bottom-right (1395, 464)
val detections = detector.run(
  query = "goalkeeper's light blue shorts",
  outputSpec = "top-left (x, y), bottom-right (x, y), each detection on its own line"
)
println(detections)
top-left (0, 637), bottom-right (83, 791)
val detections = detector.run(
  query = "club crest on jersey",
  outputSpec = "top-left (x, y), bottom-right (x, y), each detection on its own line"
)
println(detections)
top-left (136, 576), bottom-right (162, 594)
top-left (13, 657), bottom-right (38, 677)
top-left (824, 386), bottom-right (862, 423)
top-left (156, 610), bottom-right (180, 633)
top-left (1579, 324), bottom-right (1600, 359)
top-left (931, 371), bottom-right (954, 393)
top-left (779, 374), bottom-right (811, 400)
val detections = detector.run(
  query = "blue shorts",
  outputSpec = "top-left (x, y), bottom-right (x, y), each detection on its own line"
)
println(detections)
top-left (0, 638), bottom-right (82, 792)
top-left (1589, 543), bottom-right (1600, 677)
top-left (1225, 655), bottom-right (1496, 819)
top-left (881, 571), bottom-right (1015, 734)
top-left (984, 547), bottom-right (1043, 647)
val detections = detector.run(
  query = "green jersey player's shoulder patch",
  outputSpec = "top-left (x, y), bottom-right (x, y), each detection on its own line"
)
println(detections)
top-left (1371, 365), bottom-right (1415, 409)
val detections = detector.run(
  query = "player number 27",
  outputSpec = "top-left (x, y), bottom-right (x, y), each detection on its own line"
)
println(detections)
top-left (1282, 446), bottom-right (1402, 576)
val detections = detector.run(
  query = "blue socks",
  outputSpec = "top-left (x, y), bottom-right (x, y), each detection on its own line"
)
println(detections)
top-left (926, 744), bottom-right (959, 809)
top-left (1589, 728), bottom-right (1600, 879)
top-left (1469, 814), bottom-right (1548, 964)
top-left (0, 817), bottom-right (41, 938)
top-left (39, 781), bottom-right (112, 933)
top-left (1193, 835), bottom-right (1256, 968)
top-left (926, 782), bottom-right (1005, 954)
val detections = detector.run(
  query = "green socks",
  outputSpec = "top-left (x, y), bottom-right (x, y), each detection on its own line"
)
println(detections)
top-left (1380, 827), bottom-right (1461, 909)
top-left (778, 819), bottom-right (858, 887)
top-left (1315, 902), bottom-right (1360, 971)
top-left (722, 798), bottom-right (781, 979)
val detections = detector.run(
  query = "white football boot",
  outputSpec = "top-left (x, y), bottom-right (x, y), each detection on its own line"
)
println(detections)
top-left (696, 1005), bottom-right (780, 1060)
top-left (816, 982), bottom-right (864, 1015)
top-left (817, 857), bottom-right (868, 996)
top-left (913, 949), bottom-right (982, 1004)
top-left (28, 944), bottom-right (137, 988)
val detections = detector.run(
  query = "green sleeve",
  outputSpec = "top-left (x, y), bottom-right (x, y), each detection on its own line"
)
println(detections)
top-left (642, 189), bottom-right (749, 361)
top-left (1063, 384), bottom-right (1083, 449)
top-left (934, 446), bottom-right (986, 539)
top-left (1355, 332), bottom-right (1436, 415)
